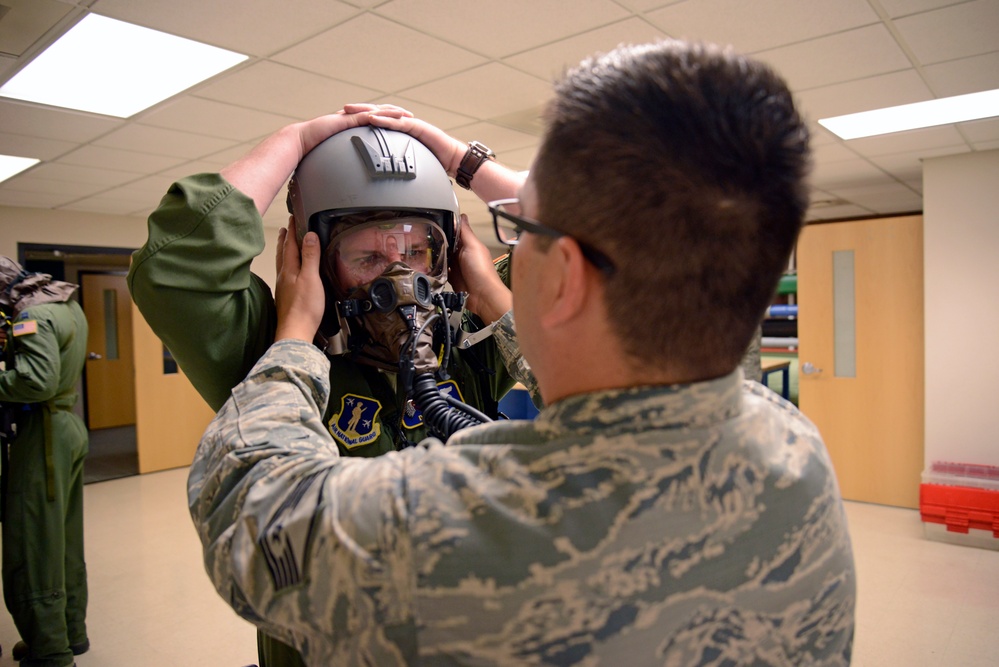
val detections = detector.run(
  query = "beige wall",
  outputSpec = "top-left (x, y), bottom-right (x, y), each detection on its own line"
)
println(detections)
top-left (0, 205), bottom-right (280, 288)
top-left (923, 149), bottom-right (999, 473)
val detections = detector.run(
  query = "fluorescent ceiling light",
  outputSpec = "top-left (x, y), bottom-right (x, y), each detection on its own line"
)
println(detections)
top-left (0, 14), bottom-right (247, 118)
top-left (819, 88), bottom-right (999, 140)
top-left (0, 155), bottom-right (40, 184)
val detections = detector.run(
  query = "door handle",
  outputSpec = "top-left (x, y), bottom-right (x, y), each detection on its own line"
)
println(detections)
top-left (88, 352), bottom-right (103, 360)
top-left (801, 362), bottom-right (822, 375)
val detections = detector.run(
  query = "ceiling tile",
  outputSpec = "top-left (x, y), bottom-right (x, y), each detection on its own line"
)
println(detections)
top-left (0, 131), bottom-right (77, 160)
top-left (0, 0), bottom-right (74, 57)
top-left (645, 0), bottom-right (878, 53)
top-left (137, 97), bottom-right (297, 142)
top-left (756, 24), bottom-right (911, 92)
top-left (442, 122), bottom-right (539, 155)
top-left (57, 145), bottom-right (185, 174)
top-left (0, 189), bottom-right (80, 208)
top-left (0, 174), bottom-right (108, 198)
top-left (826, 182), bottom-right (922, 213)
top-left (806, 203), bottom-right (874, 221)
top-left (398, 63), bottom-right (552, 120)
top-left (960, 118), bottom-right (999, 144)
top-left (193, 61), bottom-right (382, 120)
top-left (26, 162), bottom-right (143, 187)
top-left (0, 99), bottom-right (122, 143)
top-left (60, 195), bottom-right (153, 216)
top-left (810, 157), bottom-right (894, 190)
top-left (877, 0), bottom-right (966, 19)
top-left (91, 0), bottom-right (360, 56)
top-left (613, 0), bottom-right (684, 10)
top-left (494, 145), bottom-right (538, 173)
top-left (846, 125), bottom-right (966, 157)
top-left (893, 0), bottom-right (999, 65)
top-left (504, 17), bottom-right (666, 81)
top-left (373, 0), bottom-right (630, 59)
top-left (157, 161), bottom-right (232, 183)
top-left (923, 52), bottom-right (999, 98)
top-left (867, 145), bottom-right (971, 182)
top-left (99, 176), bottom-right (182, 204)
top-left (811, 140), bottom-right (863, 165)
top-left (94, 124), bottom-right (238, 160)
top-left (272, 14), bottom-right (488, 93)
top-left (796, 69), bottom-right (933, 121)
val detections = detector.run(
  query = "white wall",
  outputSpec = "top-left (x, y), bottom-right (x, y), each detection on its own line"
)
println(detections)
top-left (0, 205), bottom-right (280, 288)
top-left (923, 149), bottom-right (999, 474)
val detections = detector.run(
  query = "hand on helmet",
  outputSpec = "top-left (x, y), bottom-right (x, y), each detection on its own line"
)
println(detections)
top-left (364, 110), bottom-right (466, 177)
top-left (274, 217), bottom-right (326, 343)
top-left (447, 216), bottom-right (511, 325)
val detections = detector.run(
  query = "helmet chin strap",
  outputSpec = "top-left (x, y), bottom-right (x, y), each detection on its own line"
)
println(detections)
top-left (335, 263), bottom-right (493, 441)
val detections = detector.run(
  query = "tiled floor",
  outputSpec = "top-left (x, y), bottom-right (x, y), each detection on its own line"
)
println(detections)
top-left (1, 468), bottom-right (997, 666)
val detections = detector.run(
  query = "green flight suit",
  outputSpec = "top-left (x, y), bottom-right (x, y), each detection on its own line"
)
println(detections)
top-left (128, 173), bottom-right (517, 666)
top-left (1, 300), bottom-right (89, 667)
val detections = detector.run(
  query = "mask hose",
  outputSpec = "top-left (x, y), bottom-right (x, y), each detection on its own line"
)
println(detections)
top-left (400, 293), bottom-right (493, 440)
top-left (410, 373), bottom-right (488, 438)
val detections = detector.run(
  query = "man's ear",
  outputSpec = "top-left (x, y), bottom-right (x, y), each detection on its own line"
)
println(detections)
top-left (540, 236), bottom-right (591, 329)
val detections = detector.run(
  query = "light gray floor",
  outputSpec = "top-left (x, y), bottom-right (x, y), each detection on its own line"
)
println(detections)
top-left (1, 467), bottom-right (997, 666)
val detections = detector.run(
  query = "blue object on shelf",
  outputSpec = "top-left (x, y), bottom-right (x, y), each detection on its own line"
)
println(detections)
top-left (766, 304), bottom-right (798, 318)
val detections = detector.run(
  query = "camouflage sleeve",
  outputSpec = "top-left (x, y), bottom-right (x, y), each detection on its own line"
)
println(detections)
top-left (492, 310), bottom-right (542, 408)
top-left (187, 339), bottom-right (421, 663)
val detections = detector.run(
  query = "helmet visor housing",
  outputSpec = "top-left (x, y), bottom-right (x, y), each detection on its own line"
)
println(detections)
top-left (329, 216), bottom-right (448, 289)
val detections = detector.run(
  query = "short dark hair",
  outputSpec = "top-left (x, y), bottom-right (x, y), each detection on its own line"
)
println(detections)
top-left (533, 40), bottom-right (811, 379)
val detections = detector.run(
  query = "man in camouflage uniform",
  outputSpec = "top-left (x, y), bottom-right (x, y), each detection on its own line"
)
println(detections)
top-left (0, 257), bottom-right (89, 667)
top-left (129, 109), bottom-right (521, 667)
top-left (189, 40), bottom-right (856, 666)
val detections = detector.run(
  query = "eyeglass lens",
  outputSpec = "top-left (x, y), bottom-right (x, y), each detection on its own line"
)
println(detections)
top-left (494, 201), bottom-right (523, 245)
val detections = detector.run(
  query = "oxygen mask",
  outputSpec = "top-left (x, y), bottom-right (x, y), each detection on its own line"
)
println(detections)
top-left (328, 217), bottom-right (449, 373)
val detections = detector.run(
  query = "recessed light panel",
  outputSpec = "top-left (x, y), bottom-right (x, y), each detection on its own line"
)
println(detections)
top-left (0, 14), bottom-right (248, 118)
top-left (819, 89), bottom-right (999, 140)
top-left (0, 155), bottom-right (40, 184)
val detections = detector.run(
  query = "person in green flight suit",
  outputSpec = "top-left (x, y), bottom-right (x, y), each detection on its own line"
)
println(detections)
top-left (127, 105), bottom-right (524, 667)
top-left (0, 257), bottom-right (90, 667)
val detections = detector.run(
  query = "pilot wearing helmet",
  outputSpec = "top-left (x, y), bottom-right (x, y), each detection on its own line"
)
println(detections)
top-left (128, 105), bottom-right (527, 667)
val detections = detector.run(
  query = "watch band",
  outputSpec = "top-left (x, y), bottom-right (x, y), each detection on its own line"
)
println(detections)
top-left (455, 141), bottom-right (495, 189)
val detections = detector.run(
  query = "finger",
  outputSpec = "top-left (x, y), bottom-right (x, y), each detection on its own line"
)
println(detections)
top-left (300, 231), bottom-right (321, 278)
top-left (276, 226), bottom-right (288, 275)
top-left (342, 103), bottom-right (379, 114)
top-left (283, 219), bottom-right (302, 274)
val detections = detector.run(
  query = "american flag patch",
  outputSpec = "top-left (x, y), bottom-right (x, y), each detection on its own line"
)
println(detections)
top-left (12, 320), bottom-right (37, 336)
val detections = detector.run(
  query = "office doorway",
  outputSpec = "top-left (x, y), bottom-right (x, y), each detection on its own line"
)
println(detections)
top-left (19, 243), bottom-right (138, 483)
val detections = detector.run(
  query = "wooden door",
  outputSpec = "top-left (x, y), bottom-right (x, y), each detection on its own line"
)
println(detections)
top-left (81, 273), bottom-right (136, 429)
top-left (131, 302), bottom-right (216, 474)
top-left (797, 215), bottom-right (924, 508)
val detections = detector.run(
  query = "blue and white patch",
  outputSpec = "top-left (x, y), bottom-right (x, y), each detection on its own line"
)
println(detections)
top-left (403, 379), bottom-right (465, 429)
top-left (329, 394), bottom-right (382, 449)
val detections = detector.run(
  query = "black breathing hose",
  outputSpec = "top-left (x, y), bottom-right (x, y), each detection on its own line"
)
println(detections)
top-left (411, 373), bottom-right (489, 438)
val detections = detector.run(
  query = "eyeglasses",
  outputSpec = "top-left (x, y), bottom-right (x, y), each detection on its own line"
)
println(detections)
top-left (487, 198), bottom-right (615, 274)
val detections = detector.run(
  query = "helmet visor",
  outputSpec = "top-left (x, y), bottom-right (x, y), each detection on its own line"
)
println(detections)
top-left (329, 218), bottom-right (448, 288)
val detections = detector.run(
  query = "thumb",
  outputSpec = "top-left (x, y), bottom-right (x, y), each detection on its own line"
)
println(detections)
top-left (300, 232), bottom-right (321, 275)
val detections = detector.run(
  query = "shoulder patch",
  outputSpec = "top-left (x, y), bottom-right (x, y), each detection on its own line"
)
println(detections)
top-left (12, 320), bottom-right (38, 336)
top-left (329, 393), bottom-right (382, 449)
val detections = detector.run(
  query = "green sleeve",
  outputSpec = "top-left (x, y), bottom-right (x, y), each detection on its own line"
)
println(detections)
top-left (127, 173), bottom-right (277, 412)
top-left (0, 312), bottom-right (61, 403)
